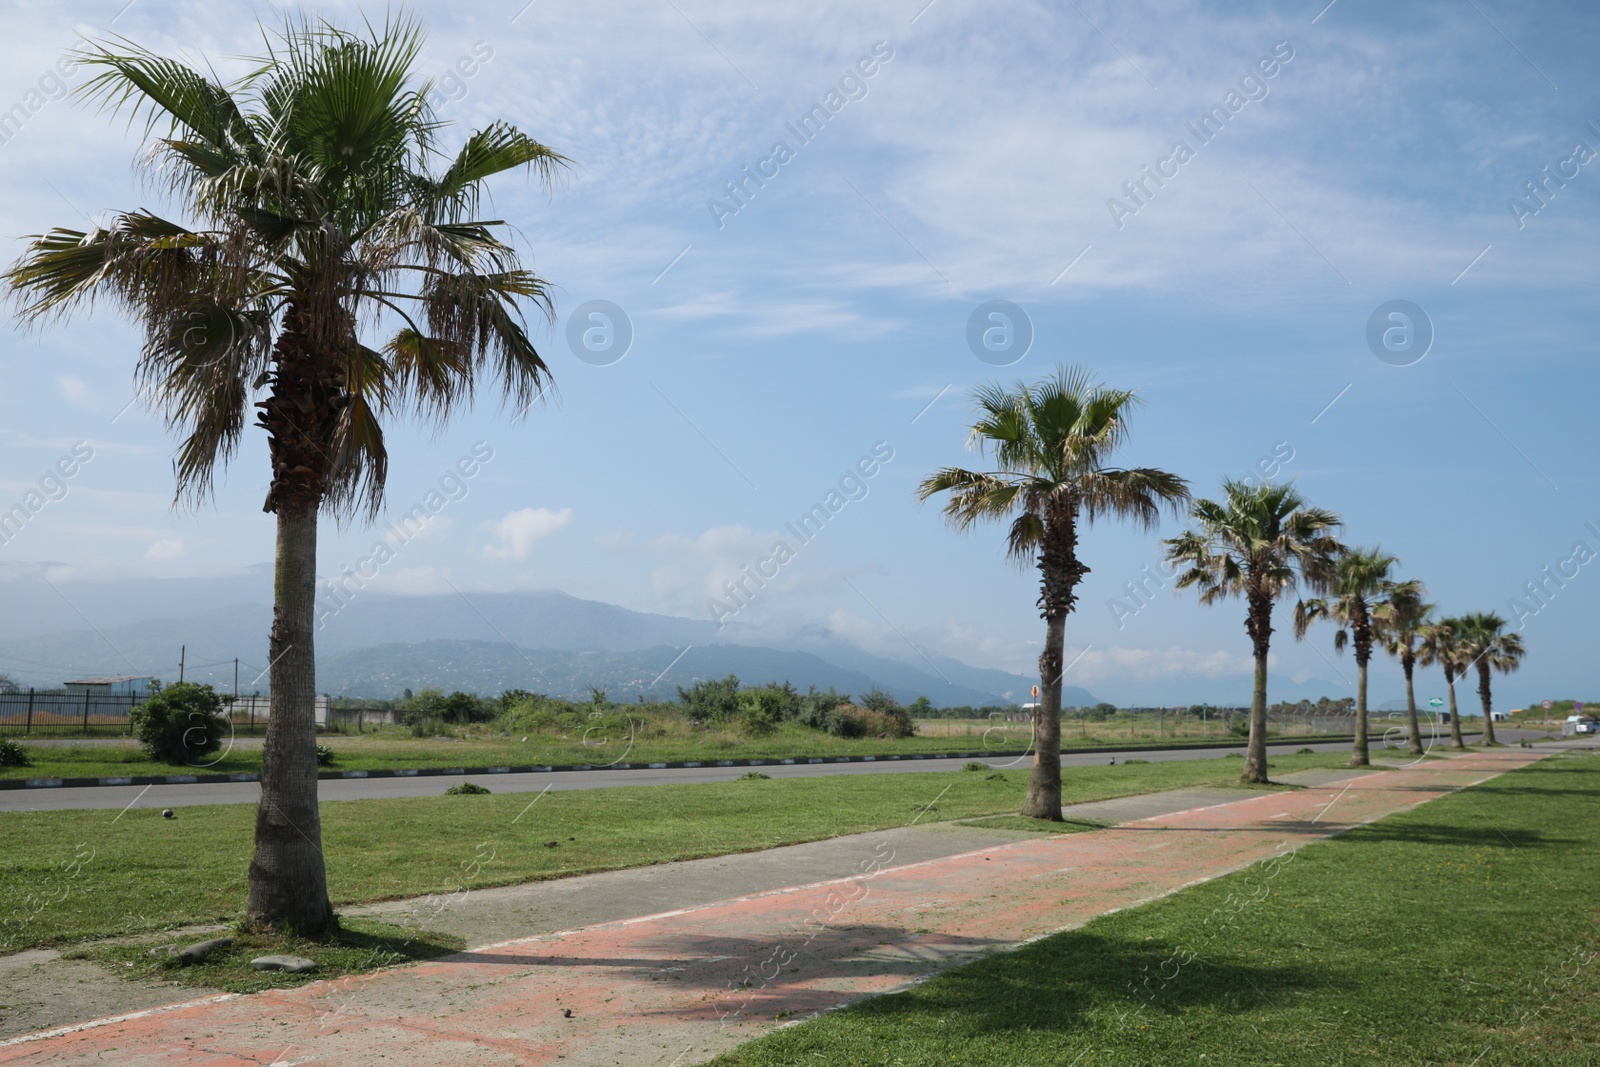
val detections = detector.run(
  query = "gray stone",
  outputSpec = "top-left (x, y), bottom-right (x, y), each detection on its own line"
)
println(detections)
top-left (176, 937), bottom-right (232, 966)
top-left (146, 944), bottom-right (176, 959)
top-left (250, 954), bottom-right (316, 974)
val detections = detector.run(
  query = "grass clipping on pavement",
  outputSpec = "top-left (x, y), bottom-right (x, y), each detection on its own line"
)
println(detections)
top-left (73, 918), bottom-right (464, 993)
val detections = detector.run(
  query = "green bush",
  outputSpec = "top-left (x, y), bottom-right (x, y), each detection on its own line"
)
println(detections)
top-left (737, 771), bottom-right (772, 780)
top-left (315, 745), bottom-right (335, 767)
top-left (0, 739), bottom-right (31, 767)
top-left (677, 675), bottom-right (741, 725)
top-left (403, 689), bottom-right (491, 725)
top-left (736, 692), bottom-right (781, 737)
top-left (130, 683), bottom-right (227, 765)
top-left (444, 782), bottom-right (490, 795)
top-left (824, 708), bottom-right (867, 738)
top-left (1227, 716), bottom-right (1251, 737)
top-left (963, 761), bottom-right (989, 772)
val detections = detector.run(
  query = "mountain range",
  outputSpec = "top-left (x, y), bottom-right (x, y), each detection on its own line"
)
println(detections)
top-left (0, 574), bottom-right (1088, 708)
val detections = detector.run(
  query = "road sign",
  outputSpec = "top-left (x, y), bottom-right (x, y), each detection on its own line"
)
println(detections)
top-left (1577, 701), bottom-right (1585, 712)
top-left (1031, 685), bottom-right (1040, 698)
top-left (1428, 697), bottom-right (1443, 708)
top-left (1542, 700), bottom-right (1553, 710)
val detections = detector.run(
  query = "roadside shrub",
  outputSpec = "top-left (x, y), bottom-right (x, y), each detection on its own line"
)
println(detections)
top-left (130, 683), bottom-right (227, 765)
top-left (962, 761), bottom-right (989, 772)
top-left (404, 689), bottom-right (492, 725)
top-left (736, 692), bottom-right (781, 737)
top-left (858, 709), bottom-right (911, 739)
top-left (0, 739), bottom-right (31, 767)
top-left (856, 689), bottom-right (915, 737)
top-left (797, 687), bottom-right (850, 730)
top-left (742, 682), bottom-right (803, 723)
top-left (677, 675), bottom-right (741, 725)
top-left (1121, 758), bottom-right (1149, 765)
top-left (1227, 717), bottom-right (1251, 737)
top-left (1296, 747), bottom-right (1315, 755)
top-left (823, 708), bottom-right (867, 738)
top-left (445, 782), bottom-right (491, 795)
top-left (315, 744), bottom-right (335, 767)
top-left (737, 771), bottom-right (772, 780)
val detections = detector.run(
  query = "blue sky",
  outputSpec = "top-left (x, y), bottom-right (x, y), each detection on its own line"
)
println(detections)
top-left (0, 0), bottom-right (1596, 707)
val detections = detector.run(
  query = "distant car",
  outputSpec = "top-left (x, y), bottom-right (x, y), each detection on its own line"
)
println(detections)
top-left (1577, 719), bottom-right (1599, 735)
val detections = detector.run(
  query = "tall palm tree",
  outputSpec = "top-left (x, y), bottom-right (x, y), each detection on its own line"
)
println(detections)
top-left (918, 366), bottom-right (1189, 819)
top-left (1164, 481), bottom-right (1343, 784)
top-left (1373, 579), bottom-right (1430, 757)
top-left (1457, 612), bottom-right (1525, 746)
top-left (1295, 547), bottom-right (1399, 767)
top-left (1417, 616), bottom-right (1467, 750)
top-left (5, 16), bottom-right (564, 934)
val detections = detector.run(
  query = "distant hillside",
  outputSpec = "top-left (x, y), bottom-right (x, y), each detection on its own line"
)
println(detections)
top-left (317, 641), bottom-right (1030, 708)
top-left (0, 585), bottom-right (1073, 709)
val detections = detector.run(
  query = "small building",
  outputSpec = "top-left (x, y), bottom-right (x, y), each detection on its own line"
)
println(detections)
top-left (63, 675), bottom-right (154, 699)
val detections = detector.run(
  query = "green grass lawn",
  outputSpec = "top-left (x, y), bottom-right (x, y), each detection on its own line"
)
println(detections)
top-left (709, 752), bottom-right (1600, 1067)
top-left (0, 752), bottom-right (1356, 953)
top-left (0, 721), bottom-right (1360, 780)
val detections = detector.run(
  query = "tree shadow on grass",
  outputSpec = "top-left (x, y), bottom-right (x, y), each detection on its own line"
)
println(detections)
top-left (817, 927), bottom-right (1333, 1038)
top-left (1338, 822), bottom-right (1572, 849)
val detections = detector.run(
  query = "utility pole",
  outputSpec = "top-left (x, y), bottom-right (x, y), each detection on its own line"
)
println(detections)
top-left (179, 645), bottom-right (185, 683)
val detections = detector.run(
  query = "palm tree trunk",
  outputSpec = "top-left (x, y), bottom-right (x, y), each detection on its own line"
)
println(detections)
top-left (246, 501), bottom-right (332, 933)
top-left (1023, 612), bottom-right (1065, 820)
top-left (1241, 592), bottom-right (1272, 785)
top-left (1403, 654), bottom-right (1423, 756)
top-left (1243, 644), bottom-right (1271, 784)
top-left (1445, 669), bottom-right (1464, 749)
top-left (1476, 661), bottom-right (1498, 746)
top-left (1351, 656), bottom-right (1370, 766)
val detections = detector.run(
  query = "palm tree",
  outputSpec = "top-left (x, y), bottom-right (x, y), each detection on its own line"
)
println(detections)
top-left (1164, 481), bottom-right (1343, 784)
top-left (1417, 616), bottom-right (1468, 750)
top-left (5, 16), bottom-right (564, 934)
top-left (1295, 547), bottom-right (1399, 767)
top-left (1457, 612), bottom-right (1526, 746)
top-left (1373, 579), bottom-right (1430, 756)
top-left (918, 366), bottom-right (1189, 819)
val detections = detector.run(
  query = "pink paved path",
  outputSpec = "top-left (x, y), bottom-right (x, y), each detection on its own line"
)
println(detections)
top-left (0, 750), bottom-right (1542, 1066)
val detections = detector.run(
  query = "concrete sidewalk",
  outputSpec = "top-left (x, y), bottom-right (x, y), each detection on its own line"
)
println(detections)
top-left (0, 749), bottom-right (1541, 1066)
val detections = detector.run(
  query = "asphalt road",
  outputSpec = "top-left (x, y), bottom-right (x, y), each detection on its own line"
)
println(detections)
top-left (0, 728), bottom-right (1546, 813)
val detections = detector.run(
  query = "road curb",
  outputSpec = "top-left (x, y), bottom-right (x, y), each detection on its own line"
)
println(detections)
top-left (0, 737), bottom-right (1359, 791)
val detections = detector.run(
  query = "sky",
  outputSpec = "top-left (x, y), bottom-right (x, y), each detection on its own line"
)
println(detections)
top-left (0, 0), bottom-right (1596, 708)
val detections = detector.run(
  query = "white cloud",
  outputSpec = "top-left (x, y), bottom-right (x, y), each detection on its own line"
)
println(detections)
top-left (144, 538), bottom-right (185, 561)
top-left (483, 507), bottom-right (573, 561)
top-left (57, 375), bottom-right (93, 407)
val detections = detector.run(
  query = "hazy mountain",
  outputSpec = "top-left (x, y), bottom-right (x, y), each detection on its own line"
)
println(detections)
top-left (317, 641), bottom-right (1022, 707)
top-left (0, 582), bottom-right (1056, 708)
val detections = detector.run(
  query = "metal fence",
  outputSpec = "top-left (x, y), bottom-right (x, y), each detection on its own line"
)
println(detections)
top-left (0, 689), bottom-right (144, 736)
top-left (0, 689), bottom-right (330, 736)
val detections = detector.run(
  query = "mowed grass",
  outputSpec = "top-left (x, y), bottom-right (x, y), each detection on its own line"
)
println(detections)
top-left (0, 720), bottom-right (1360, 780)
top-left (0, 752), bottom-right (1355, 953)
top-left (710, 752), bottom-right (1600, 1067)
